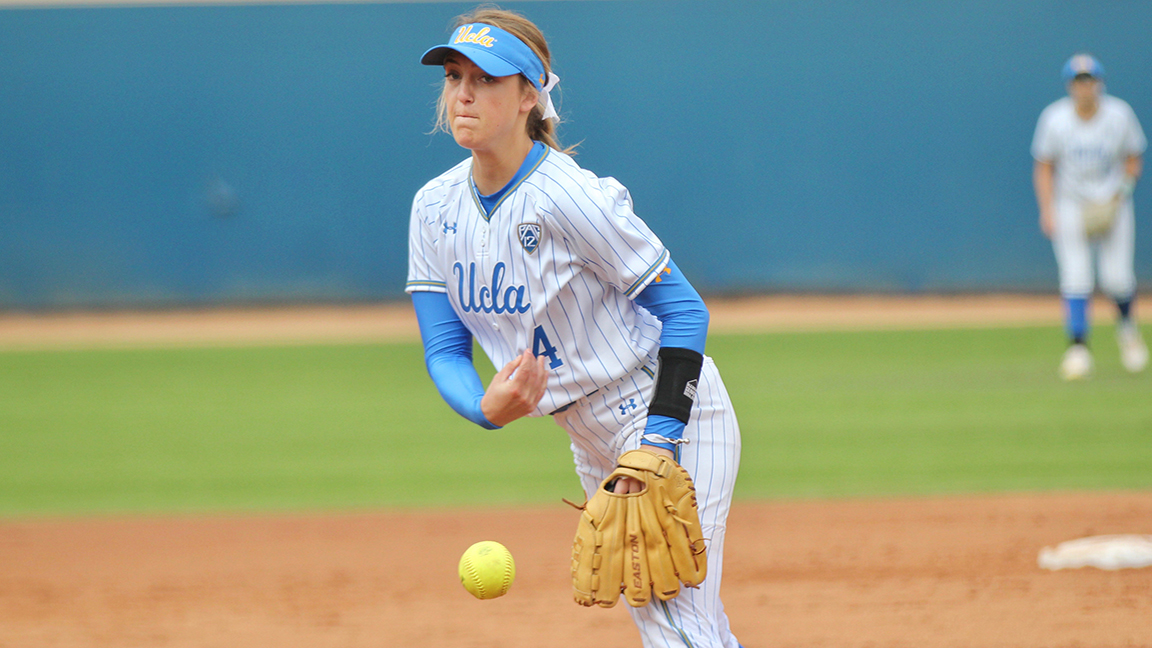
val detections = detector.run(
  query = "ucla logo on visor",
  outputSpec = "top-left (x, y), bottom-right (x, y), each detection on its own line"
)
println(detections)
top-left (453, 25), bottom-right (497, 48)
top-left (421, 23), bottom-right (546, 92)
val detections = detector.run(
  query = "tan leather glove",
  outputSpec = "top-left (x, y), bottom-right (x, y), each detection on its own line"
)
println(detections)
top-left (1082, 198), bottom-right (1119, 238)
top-left (570, 449), bottom-right (707, 608)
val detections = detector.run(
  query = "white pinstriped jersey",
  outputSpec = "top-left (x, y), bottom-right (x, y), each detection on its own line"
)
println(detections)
top-left (406, 148), bottom-right (670, 417)
top-left (1032, 95), bottom-right (1147, 203)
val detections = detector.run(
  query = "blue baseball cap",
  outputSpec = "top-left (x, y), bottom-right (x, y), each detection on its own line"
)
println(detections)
top-left (421, 23), bottom-right (547, 92)
top-left (1062, 54), bottom-right (1104, 81)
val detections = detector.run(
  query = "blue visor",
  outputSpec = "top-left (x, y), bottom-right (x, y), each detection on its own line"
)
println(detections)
top-left (421, 23), bottom-right (546, 91)
top-left (1062, 54), bottom-right (1104, 81)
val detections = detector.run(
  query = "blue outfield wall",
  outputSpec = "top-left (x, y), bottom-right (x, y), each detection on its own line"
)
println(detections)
top-left (2, 0), bottom-right (1151, 308)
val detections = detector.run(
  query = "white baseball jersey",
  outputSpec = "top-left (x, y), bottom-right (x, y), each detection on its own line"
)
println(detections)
top-left (409, 146), bottom-right (745, 647)
top-left (406, 148), bottom-right (669, 416)
top-left (1032, 95), bottom-right (1147, 203)
top-left (1032, 94), bottom-right (1146, 298)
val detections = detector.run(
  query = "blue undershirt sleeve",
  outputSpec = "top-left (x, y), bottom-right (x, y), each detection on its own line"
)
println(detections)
top-left (411, 292), bottom-right (500, 430)
top-left (633, 258), bottom-right (710, 451)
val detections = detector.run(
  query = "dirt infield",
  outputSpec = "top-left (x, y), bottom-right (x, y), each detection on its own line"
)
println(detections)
top-left (2, 494), bottom-right (1150, 647)
top-left (2, 295), bottom-right (1150, 647)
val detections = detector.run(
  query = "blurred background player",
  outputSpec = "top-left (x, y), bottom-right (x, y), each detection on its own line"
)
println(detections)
top-left (1032, 53), bottom-right (1148, 379)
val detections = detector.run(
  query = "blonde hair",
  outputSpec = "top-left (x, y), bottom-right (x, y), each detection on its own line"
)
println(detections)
top-left (432, 6), bottom-right (569, 152)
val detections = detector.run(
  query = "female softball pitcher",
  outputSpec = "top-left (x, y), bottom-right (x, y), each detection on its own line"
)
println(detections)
top-left (406, 7), bottom-right (744, 647)
top-left (1033, 53), bottom-right (1148, 380)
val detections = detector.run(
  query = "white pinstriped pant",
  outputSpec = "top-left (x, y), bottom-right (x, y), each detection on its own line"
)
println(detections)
top-left (1053, 196), bottom-right (1137, 299)
top-left (553, 357), bottom-right (743, 648)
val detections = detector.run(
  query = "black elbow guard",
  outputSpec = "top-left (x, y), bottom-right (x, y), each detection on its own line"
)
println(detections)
top-left (647, 347), bottom-right (704, 424)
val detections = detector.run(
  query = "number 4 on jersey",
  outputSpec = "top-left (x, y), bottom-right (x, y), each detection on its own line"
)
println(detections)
top-left (532, 325), bottom-right (564, 369)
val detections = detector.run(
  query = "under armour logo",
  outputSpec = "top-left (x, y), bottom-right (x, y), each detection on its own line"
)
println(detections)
top-left (443, 222), bottom-right (458, 234)
top-left (619, 398), bottom-right (637, 415)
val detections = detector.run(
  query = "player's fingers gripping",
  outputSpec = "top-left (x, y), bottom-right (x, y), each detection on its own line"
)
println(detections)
top-left (613, 476), bottom-right (643, 494)
top-left (534, 353), bottom-right (548, 389)
top-left (516, 352), bottom-right (549, 401)
top-left (494, 352), bottom-right (525, 381)
top-left (482, 354), bottom-right (530, 425)
top-left (508, 350), bottom-right (548, 405)
top-left (615, 446), bottom-right (672, 494)
top-left (481, 351), bottom-right (548, 426)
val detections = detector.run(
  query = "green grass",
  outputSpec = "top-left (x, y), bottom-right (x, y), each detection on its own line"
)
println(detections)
top-left (716, 325), bottom-right (1152, 498)
top-left (1, 325), bottom-right (1148, 516)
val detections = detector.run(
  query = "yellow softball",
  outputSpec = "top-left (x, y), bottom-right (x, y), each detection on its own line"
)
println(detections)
top-left (458, 540), bottom-right (516, 600)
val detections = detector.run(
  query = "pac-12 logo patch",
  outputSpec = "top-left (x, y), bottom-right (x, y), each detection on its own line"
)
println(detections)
top-left (517, 223), bottom-right (541, 254)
